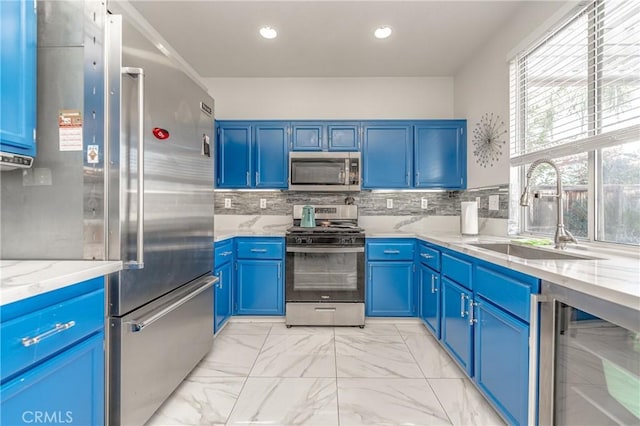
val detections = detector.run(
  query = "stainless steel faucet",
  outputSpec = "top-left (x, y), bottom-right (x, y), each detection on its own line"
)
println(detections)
top-left (520, 159), bottom-right (578, 249)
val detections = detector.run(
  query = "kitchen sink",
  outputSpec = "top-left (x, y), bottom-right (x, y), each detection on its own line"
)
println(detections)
top-left (469, 243), bottom-right (602, 260)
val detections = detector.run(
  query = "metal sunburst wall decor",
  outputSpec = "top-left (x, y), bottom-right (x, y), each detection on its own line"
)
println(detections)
top-left (472, 113), bottom-right (507, 168)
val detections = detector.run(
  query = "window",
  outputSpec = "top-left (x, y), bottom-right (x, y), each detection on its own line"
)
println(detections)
top-left (510, 0), bottom-right (640, 246)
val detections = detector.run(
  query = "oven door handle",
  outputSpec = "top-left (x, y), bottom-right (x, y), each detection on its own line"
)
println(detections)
top-left (286, 246), bottom-right (364, 254)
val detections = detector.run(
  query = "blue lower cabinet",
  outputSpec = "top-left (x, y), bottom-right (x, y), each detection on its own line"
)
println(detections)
top-left (441, 277), bottom-right (473, 375)
top-left (214, 261), bottom-right (233, 333)
top-left (1, 332), bottom-right (104, 426)
top-left (366, 261), bottom-right (414, 316)
top-left (474, 297), bottom-right (529, 426)
top-left (236, 259), bottom-right (284, 315)
top-left (419, 264), bottom-right (440, 339)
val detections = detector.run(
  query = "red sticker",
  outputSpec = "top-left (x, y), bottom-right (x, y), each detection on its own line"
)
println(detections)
top-left (152, 127), bottom-right (170, 140)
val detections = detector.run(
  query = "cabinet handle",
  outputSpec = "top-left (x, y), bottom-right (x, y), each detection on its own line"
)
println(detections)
top-left (277, 263), bottom-right (281, 279)
top-left (246, 171), bottom-right (250, 186)
top-left (383, 249), bottom-right (400, 254)
top-left (250, 248), bottom-right (268, 253)
top-left (218, 270), bottom-right (223, 288)
top-left (221, 251), bottom-right (233, 256)
top-left (469, 301), bottom-right (478, 325)
top-left (434, 275), bottom-right (438, 292)
top-left (460, 293), bottom-right (466, 318)
top-left (431, 275), bottom-right (436, 293)
top-left (416, 171), bottom-right (420, 182)
top-left (21, 321), bottom-right (76, 347)
top-left (420, 253), bottom-right (433, 259)
top-left (256, 172), bottom-right (260, 185)
top-left (406, 173), bottom-right (409, 185)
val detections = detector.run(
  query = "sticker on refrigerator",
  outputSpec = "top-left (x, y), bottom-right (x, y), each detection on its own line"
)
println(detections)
top-left (87, 145), bottom-right (99, 164)
top-left (58, 110), bottom-right (83, 151)
top-left (202, 134), bottom-right (211, 157)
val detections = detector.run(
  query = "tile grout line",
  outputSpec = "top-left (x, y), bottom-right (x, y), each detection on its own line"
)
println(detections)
top-left (395, 323), bottom-right (455, 426)
top-left (333, 326), bottom-right (341, 426)
top-left (223, 325), bottom-right (273, 426)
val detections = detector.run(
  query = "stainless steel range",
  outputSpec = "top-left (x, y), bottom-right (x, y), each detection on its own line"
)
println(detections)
top-left (285, 205), bottom-right (365, 327)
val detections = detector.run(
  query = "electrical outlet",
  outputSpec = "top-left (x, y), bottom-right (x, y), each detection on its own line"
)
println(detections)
top-left (260, 198), bottom-right (267, 209)
top-left (386, 199), bottom-right (393, 209)
top-left (421, 198), bottom-right (428, 209)
top-left (224, 198), bottom-right (231, 209)
top-left (489, 195), bottom-right (499, 211)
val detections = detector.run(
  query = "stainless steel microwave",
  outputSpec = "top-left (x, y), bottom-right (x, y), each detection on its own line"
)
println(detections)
top-left (289, 152), bottom-right (361, 191)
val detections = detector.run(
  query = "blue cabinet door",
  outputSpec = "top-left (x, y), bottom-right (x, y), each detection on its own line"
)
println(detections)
top-left (0, 0), bottom-right (37, 157)
top-left (291, 122), bottom-right (324, 151)
top-left (419, 264), bottom-right (441, 339)
top-left (255, 122), bottom-right (289, 188)
top-left (362, 123), bottom-right (412, 188)
top-left (474, 298), bottom-right (529, 426)
top-left (441, 277), bottom-right (473, 375)
top-left (216, 122), bottom-right (252, 188)
top-left (366, 261), bottom-right (414, 316)
top-left (414, 121), bottom-right (466, 189)
top-left (236, 260), bottom-right (284, 315)
top-left (1, 332), bottom-right (104, 426)
top-left (214, 261), bottom-right (233, 333)
top-left (327, 122), bottom-right (360, 151)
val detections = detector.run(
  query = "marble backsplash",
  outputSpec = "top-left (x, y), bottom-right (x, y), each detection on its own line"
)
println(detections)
top-left (214, 185), bottom-right (509, 219)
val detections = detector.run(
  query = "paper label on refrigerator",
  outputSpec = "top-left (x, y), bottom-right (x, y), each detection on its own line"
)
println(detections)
top-left (87, 145), bottom-right (99, 164)
top-left (58, 110), bottom-right (83, 151)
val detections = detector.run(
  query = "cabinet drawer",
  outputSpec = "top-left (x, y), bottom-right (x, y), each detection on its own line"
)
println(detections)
top-left (214, 239), bottom-right (234, 266)
top-left (475, 266), bottom-right (535, 322)
top-left (236, 238), bottom-right (284, 260)
top-left (1, 289), bottom-right (104, 382)
top-left (417, 243), bottom-right (440, 271)
top-left (442, 252), bottom-right (472, 289)
top-left (367, 241), bottom-right (414, 261)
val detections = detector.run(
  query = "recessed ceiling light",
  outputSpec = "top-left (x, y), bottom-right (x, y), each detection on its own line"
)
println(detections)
top-left (374, 26), bottom-right (392, 39)
top-left (259, 26), bottom-right (277, 40)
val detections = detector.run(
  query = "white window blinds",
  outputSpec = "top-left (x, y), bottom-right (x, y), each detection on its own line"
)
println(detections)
top-left (510, 0), bottom-right (640, 166)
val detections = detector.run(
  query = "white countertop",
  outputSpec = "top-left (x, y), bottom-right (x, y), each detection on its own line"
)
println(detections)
top-left (215, 230), bottom-right (286, 242)
top-left (214, 227), bottom-right (639, 311)
top-left (366, 229), bottom-right (640, 312)
top-left (0, 260), bottom-right (123, 306)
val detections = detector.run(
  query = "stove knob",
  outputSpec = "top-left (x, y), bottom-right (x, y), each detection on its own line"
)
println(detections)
top-left (307, 238), bottom-right (313, 244)
top-left (296, 237), bottom-right (303, 244)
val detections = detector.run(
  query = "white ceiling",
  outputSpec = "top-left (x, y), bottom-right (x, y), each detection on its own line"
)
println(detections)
top-left (129, 1), bottom-right (530, 78)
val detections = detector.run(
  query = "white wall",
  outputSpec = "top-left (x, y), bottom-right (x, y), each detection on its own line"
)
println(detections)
top-left (204, 77), bottom-right (454, 119)
top-left (454, 1), bottom-right (572, 189)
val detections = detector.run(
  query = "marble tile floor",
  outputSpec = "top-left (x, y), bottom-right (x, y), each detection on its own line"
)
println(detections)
top-left (146, 321), bottom-right (506, 426)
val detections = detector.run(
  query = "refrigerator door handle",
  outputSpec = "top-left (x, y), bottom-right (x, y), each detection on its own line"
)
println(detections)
top-left (128, 276), bottom-right (217, 332)
top-left (122, 66), bottom-right (145, 269)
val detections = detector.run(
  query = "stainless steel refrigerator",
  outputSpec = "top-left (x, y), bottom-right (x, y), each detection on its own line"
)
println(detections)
top-left (0, 1), bottom-right (216, 424)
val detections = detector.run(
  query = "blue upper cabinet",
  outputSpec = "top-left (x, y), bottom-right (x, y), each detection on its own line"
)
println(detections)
top-left (327, 122), bottom-right (360, 151)
top-left (362, 122), bottom-right (413, 189)
top-left (291, 122), bottom-right (324, 151)
top-left (0, 0), bottom-right (37, 158)
top-left (254, 122), bottom-right (289, 188)
top-left (216, 121), bottom-right (289, 189)
top-left (216, 121), bottom-right (252, 188)
top-left (414, 120), bottom-right (466, 189)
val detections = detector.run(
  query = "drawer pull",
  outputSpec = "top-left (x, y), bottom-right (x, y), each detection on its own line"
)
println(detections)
top-left (221, 251), bottom-right (233, 256)
top-left (314, 307), bottom-right (336, 312)
top-left (21, 321), bottom-right (76, 347)
top-left (250, 248), bottom-right (268, 253)
top-left (420, 253), bottom-right (433, 259)
top-left (383, 249), bottom-right (400, 254)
